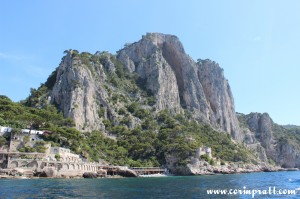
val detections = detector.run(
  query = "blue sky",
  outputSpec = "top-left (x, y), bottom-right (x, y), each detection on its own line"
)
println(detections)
top-left (1, 0), bottom-right (300, 125)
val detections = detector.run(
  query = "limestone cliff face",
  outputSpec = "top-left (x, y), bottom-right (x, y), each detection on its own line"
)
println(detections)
top-left (50, 51), bottom-right (109, 131)
top-left (24, 33), bottom-right (300, 169)
top-left (239, 112), bottom-right (300, 168)
top-left (118, 33), bottom-right (241, 140)
top-left (197, 60), bottom-right (241, 140)
top-left (46, 33), bottom-right (241, 140)
top-left (117, 34), bottom-right (182, 113)
top-left (246, 113), bottom-right (275, 150)
top-left (275, 142), bottom-right (300, 168)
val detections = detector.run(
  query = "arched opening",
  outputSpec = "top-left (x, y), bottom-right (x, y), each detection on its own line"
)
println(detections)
top-left (56, 163), bottom-right (62, 170)
top-left (20, 161), bottom-right (28, 167)
top-left (62, 164), bottom-right (69, 170)
top-left (10, 161), bottom-right (18, 168)
top-left (27, 161), bottom-right (38, 169)
top-left (40, 162), bottom-right (47, 169)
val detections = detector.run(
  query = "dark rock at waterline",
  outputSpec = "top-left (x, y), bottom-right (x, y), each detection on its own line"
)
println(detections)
top-left (34, 168), bottom-right (57, 177)
top-left (117, 169), bottom-right (138, 177)
top-left (97, 169), bottom-right (107, 177)
top-left (83, 172), bottom-right (98, 178)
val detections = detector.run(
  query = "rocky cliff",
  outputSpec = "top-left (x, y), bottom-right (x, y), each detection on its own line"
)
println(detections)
top-left (21, 32), bottom-right (300, 170)
top-left (238, 112), bottom-right (300, 168)
top-left (117, 33), bottom-right (241, 140)
top-left (50, 51), bottom-right (109, 131)
top-left (197, 59), bottom-right (241, 140)
top-left (35, 33), bottom-right (240, 138)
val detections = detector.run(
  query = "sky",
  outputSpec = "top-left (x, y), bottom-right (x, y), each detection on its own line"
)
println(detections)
top-left (0, 0), bottom-right (300, 125)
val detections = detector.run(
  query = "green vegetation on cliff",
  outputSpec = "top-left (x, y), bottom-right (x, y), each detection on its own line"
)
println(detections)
top-left (1, 95), bottom-right (252, 167)
top-left (237, 112), bottom-right (300, 151)
top-left (0, 51), bottom-right (256, 167)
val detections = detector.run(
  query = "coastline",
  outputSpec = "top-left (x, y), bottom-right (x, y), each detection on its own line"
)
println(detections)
top-left (0, 166), bottom-right (298, 180)
top-left (168, 158), bottom-right (300, 176)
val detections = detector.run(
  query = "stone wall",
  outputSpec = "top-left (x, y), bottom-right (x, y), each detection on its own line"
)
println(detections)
top-left (7, 158), bottom-right (99, 173)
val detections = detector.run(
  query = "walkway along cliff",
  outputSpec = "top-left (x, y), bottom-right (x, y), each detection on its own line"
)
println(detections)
top-left (0, 128), bottom-right (167, 178)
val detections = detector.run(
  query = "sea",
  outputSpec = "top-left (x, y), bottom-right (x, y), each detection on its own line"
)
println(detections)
top-left (0, 171), bottom-right (300, 199)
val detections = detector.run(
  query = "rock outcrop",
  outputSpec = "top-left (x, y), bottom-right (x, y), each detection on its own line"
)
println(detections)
top-left (50, 51), bottom-right (112, 131)
top-left (21, 33), bottom-right (300, 171)
top-left (198, 59), bottom-right (241, 140)
top-left (34, 167), bottom-right (58, 178)
top-left (185, 159), bottom-right (283, 176)
top-left (117, 34), bottom-right (182, 114)
top-left (118, 33), bottom-right (241, 139)
top-left (238, 112), bottom-right (300, 168)
top-left (116, 168), bottom-right (138, 177)
top-left (83, 172), bottom-right (98, 178)
top-left (42, 33), bottom-right (241, 139)
top-left (165, 151), bottom-right (282, 176)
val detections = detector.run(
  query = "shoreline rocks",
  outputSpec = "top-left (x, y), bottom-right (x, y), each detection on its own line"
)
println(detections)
top-left (1, 165), bottom-right (299, 179)
top-left (184, 160), bottom-right (299, 176)
top-left (83, 172), bottom-right (98, 178)
top-left (0, 166), bottom-right (138, 179)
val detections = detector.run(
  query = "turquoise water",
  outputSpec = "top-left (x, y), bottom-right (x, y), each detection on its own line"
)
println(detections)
top-left (0, 171), bottom-right (300, 198)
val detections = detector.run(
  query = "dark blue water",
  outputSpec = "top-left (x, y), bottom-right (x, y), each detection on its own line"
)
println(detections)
top-left (0, 171), bottom-right (300, 199)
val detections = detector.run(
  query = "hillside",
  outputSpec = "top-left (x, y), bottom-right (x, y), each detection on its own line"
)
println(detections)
top-left (26, 33), bottom-right (240, 140)
top-left (0, 95), bottom-right (253, 172)
top-left (238, 112), bottom-right (300, 168)
top-left (1, 33), bottom-right (299, 173)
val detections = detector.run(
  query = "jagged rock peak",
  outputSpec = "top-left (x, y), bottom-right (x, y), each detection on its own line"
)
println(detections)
top-left (141, 33), bottom-right (185, 53)
top-left (50, 50), bottom-right (109, 131)
top-left (40, 33), bottom-right (243, 142)
top-left (197, 59), bottom-right (240, 140)
top-left (197, 59), bottom-right (223, 73)
top-left (117, 33), bottom-right (184, 114)
top-left (117, 33), bottom-right (186, 73)
top-left (238, 112), bottom-right (300, 168)
top-left (118, 33), bottom-right (241, 140)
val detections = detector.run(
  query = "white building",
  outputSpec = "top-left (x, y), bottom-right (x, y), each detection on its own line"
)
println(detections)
top-left (21, 129), bottom-right (44, 135)
top-left (0, 126), bottom-right (12, 136)
top-left (195, 146), bottom-right (212, 159)
top-left (50, 147), bottom-right (82, 162)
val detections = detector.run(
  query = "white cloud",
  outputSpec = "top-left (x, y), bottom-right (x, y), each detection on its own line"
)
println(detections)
top-left (0, 52), bottom-right (31, 61)
top-left (253, 36), bottom-right (262, 42)
top-left (0, 52), bottom-right (8, 59)
top-left (25, 65), bottom-right (50, 77)
top-left (0, 52), bottom-right (50, 77)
